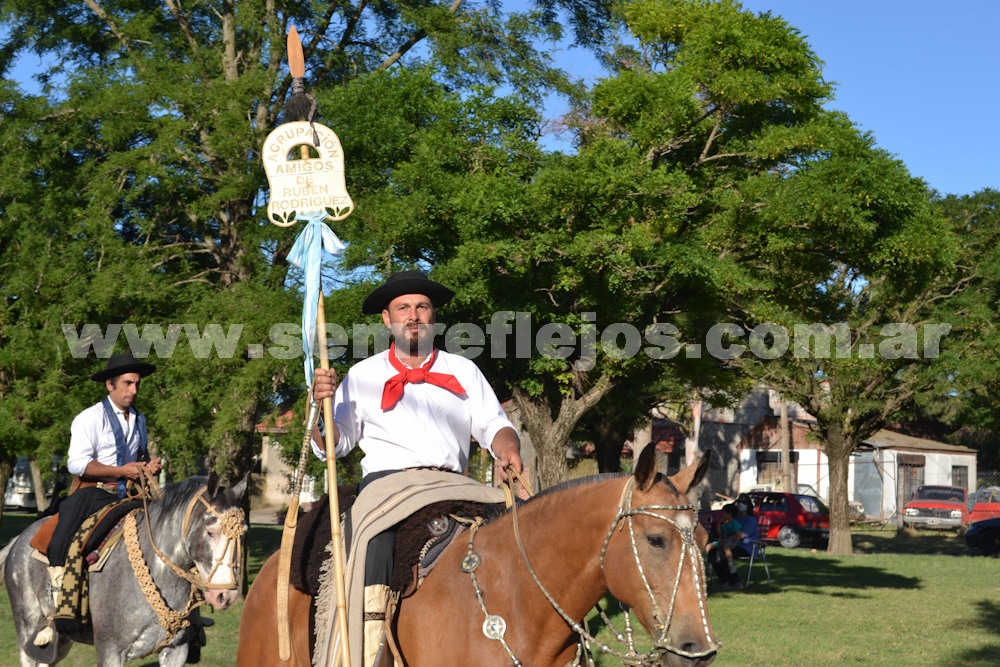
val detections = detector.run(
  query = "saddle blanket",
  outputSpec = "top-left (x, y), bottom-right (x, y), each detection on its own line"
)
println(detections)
top-left (312, 470), bottom-right (507, 667)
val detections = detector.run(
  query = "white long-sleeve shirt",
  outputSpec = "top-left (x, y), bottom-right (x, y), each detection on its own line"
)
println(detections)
top-left (312, 348), bottom-right (515, 477)
top-left (67, 400), bottom-right (142, 476)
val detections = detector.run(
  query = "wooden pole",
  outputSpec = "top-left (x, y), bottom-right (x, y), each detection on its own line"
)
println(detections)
top-left (317, 292), bottom-right (352, 667)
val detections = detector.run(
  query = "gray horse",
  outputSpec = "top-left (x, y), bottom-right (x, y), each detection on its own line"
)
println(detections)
top-left (1, 474), bottom-right (247, 667)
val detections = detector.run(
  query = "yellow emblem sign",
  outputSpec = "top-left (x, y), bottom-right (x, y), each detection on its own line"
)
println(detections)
top-left (262, 121), bottom-right (354, 226)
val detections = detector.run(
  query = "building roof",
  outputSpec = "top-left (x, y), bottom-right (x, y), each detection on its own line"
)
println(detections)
top-left (863, 429), bottom-right (977, 455)
top-left (255, 407), bottom-right (296, 434)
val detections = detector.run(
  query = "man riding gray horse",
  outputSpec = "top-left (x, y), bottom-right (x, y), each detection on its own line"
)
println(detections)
top-left (32, 352), bottom-right (164, 649)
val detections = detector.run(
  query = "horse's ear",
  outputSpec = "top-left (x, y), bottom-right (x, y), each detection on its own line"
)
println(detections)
top-left (634, 443), bottom-right (659, 492)
top-left (229, 474), bottom-right (249, 501)
top-left (207, 471), bottom-right (220, 498)
top-left (669, 449), bottom-right (712, 495)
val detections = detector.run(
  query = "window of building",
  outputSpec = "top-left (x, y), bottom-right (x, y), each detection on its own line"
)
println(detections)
top-left (952, 465), bottom-right (969, 490)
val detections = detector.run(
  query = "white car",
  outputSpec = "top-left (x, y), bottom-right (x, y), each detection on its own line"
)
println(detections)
top-left (3, 457), bottom-right (37, 511)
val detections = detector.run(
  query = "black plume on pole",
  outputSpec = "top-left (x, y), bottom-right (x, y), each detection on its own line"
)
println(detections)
top-left (283, 26), bottom-right (319, 143)
top-left (284, 77), bottom-right (316, 123)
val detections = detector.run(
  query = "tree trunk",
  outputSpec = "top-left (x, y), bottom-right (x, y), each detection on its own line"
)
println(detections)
top-left (511, 375), bottom-right (615, 488)
top-left (30, 459), bottom-right (49, 513)
top-left (592, 418), bottom-right (628, 473)
top-left (824, 425), bottom-right (854, 555)
top-left (0, 458), bottom-right (13, 528)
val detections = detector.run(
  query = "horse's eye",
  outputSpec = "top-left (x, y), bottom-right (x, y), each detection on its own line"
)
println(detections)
top-left (647, 535), bottom-right (666, 549)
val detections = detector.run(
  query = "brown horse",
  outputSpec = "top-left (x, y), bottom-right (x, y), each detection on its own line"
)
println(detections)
top-left (237, 446), bottom-right (718, 667)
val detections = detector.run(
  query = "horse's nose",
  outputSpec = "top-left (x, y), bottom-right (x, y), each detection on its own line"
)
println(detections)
top-left (662, 646), bottom-right (717, 667)
top-left (205, 588), bottom-right (239, 611)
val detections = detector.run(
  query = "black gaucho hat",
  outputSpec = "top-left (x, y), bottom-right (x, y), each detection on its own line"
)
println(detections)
top-left (361, 270), bottom-right (455, 315)
top-left (91, 352), bottom-right (157, 382)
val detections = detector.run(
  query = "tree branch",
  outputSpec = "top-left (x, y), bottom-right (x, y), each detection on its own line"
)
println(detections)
top-left (83, 0), bottom-right (133, 52)
top-left (378, 0), bottom-right (464, 71)
top-left (163, 0), bottom-right (200, 56)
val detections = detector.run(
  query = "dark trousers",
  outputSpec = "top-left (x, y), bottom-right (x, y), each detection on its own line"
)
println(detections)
top-left (708, 544), bottom-right (751, 586)
top-left (47, 487), bottom-right (118, 567)
top-left (358, 471), bottom-right (400, 587)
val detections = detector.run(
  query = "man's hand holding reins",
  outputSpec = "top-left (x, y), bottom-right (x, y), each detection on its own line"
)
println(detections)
top-left (491, 426), bottom-right (523, 483)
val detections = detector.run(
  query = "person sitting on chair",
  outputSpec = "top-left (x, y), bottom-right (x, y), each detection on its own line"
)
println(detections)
top-left (706, 503), bottom-right (742, 585)
top-left (709, 493), bottom-right (760, 590)
top-left (310, 269), bottom-right (523, 667)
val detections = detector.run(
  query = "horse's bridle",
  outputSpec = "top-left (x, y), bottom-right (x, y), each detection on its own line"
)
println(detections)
top-left (598, 478), bottom-right (721, 662)
top-left (464, 476), bottom-right (721, 666)
top-left (121, 474), bottom-right (247, 649)
top-left (176, 485), bottom-right (247, 591)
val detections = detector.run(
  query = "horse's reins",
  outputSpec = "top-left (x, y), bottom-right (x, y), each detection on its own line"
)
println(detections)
top-left (464, 471), bottom-right (719, 666)
top-left (121, 469), bottom-right (247, 647)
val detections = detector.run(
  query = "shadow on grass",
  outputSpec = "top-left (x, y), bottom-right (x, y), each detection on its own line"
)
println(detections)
top-left (0, 511), bottom-right (39, 546)
top-left (730, 550), bottom-right (922, 598)
top-left (949, 599), bottom-right (1000, 666)
top-left (852, 528), bottom-right (975, 557)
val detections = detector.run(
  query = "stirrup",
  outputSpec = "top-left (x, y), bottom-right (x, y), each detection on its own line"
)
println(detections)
top-left (24, 620), bottom-right (60, 664)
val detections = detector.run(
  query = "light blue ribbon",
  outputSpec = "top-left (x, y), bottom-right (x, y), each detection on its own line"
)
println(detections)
top-left (285, 211), bottom-right (347, 389)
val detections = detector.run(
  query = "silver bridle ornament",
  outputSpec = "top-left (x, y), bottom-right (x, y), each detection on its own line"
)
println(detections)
top-left (599, 478), bottom-right (722, 662)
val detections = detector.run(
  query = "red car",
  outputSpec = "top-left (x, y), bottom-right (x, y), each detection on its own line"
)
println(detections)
top-left (967, 487), bottom-right (1000, 524)
top-left (698, 492), bottom-right (830, 549)
top-left (903, 485), bottom-right (967, 529)
top-left (747, 492), bottom-right (830, 549)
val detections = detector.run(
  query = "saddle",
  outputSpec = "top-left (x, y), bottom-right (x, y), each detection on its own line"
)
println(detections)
top-left (311, 470), bottom-right (509, 667)
top-left (290, 488), bottom-right (497, 598)
top-left (30, 499), bottom-right (143, 565)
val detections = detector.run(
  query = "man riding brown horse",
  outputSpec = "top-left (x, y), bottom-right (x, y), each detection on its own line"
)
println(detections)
top-left (309, 270), bottom-right (523, 666)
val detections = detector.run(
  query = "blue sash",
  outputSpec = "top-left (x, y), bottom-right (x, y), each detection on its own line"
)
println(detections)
top-left (101, 397), bottom-right (148, 498)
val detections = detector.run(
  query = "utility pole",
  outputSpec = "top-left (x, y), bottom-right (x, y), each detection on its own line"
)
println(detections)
top-left (780, 400), bottom-right (792, 492)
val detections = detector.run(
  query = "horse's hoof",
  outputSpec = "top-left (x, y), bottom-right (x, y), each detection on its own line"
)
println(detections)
top-left (23, 622), bottom-right (60, 664)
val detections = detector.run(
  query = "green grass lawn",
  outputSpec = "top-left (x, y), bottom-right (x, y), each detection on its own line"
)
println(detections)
top-left (2, 514), bottom-right (998, 667)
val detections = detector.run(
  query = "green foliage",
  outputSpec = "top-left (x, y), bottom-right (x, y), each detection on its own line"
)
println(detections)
top-left (0, 0), bottom-right (597, 483)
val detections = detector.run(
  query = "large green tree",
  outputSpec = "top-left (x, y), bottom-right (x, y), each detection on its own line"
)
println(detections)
top-left (0, 0), bottom-right (602, 486)
top-left (330, 0), bottom-right (931, 489)
top-left (711, 121), bottom-right (1000, 554)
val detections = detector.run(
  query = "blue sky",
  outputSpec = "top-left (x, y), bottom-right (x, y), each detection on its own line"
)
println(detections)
top-left (10, 2), bottom-right (997, 196)
top-left (552, 0), bottom-right (1000, 197)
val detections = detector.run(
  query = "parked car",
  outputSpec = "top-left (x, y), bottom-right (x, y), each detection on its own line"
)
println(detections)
top-left (747, 491), bottom-right (830, 549)
top-left (966, 486), bottom-right (1000, 524)
top-left (965, 517), bottom-right (1000, 557)
top-left (699, 491), bottom-right (830, 549)
top-left (902, 485), bottom-right (967, 529)
top-left (743, 483), bottom-right (866, 521)
top-left (3, 455), bottom-right (67, 512)
top-left (3, 457), bottom-right (38, 511)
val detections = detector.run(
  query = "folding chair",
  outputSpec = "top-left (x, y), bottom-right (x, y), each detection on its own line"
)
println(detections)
top-left (739, 516), bottom-right (771, 587)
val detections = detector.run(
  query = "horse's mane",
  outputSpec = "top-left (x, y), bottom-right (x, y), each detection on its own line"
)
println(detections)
top-left (148, 476), bottom-right (210, 522)
top-left (483, 472), bottom-right (631, 525)
top-left (526, 472), bottom-right (630, 503)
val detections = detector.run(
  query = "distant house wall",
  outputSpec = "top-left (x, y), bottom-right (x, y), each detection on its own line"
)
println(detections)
top-left (258, 434), bottom-right (320, 507)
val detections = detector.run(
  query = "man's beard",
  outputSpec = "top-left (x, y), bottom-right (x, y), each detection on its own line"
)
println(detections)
top-left (393, 324), bottom-right (433, 357)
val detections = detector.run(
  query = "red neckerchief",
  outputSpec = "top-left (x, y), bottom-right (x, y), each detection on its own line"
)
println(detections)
top-left (381, 342), bottom-right (467, 410)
